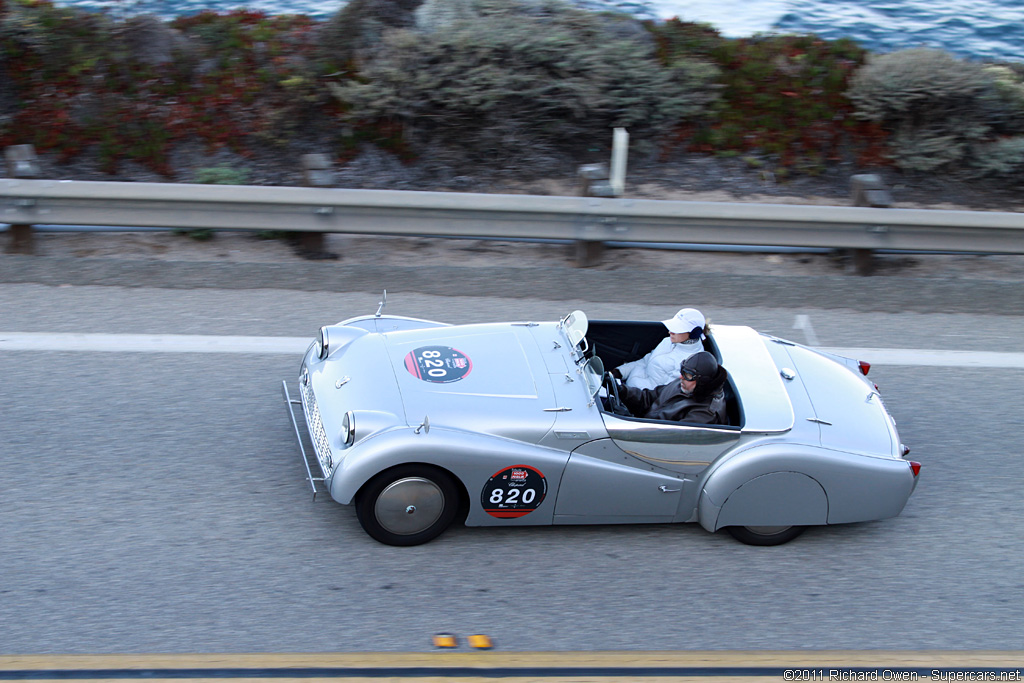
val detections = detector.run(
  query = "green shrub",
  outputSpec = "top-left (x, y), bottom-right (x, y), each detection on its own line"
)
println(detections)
top-left (329, 0), bottom-right (718, 161)
top-left (846, 48), bottom-right (1000, 172)
top-left (317, 0), bottom-right (421, 71)
top-left (0, 2), bottom-right (322, 173)
top-left (983, 65), bottom-right (1024, 135)
top-left (969, 136), bottom-right (1024, 177)
top-left (649, 18), bottom-right (727, 62)
top-left (414, 0), bottom-right (477, 33)
top-left (650, 22), bottom-right (867, 171)
top-left (195, 164), bottom-right (250, 184)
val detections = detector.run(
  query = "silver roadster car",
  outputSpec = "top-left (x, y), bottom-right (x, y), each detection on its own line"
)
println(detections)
top-left (283, 297), bottom-right (920, 547)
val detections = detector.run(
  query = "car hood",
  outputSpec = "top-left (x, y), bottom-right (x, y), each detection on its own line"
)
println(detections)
top-left (382, 323), bottom-right (560, 443)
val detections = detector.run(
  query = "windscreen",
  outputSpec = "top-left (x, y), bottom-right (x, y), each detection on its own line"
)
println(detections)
top-left (583, 356), bottom-right (604, 400)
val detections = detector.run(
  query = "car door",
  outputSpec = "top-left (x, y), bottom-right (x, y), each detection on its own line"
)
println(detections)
top-left (602, 413), bottom-right (742, 470)
top-left (552, 414), bottom-right (742, 524)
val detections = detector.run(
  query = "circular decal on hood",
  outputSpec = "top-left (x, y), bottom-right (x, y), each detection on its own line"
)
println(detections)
top-left (482, 465), bottom-right (547, 518)
top-left (404, 346), bottom-right (472, 383)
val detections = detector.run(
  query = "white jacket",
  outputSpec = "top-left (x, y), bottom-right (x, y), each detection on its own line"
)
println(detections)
top-left (617, 337), bottom-right (703, 390)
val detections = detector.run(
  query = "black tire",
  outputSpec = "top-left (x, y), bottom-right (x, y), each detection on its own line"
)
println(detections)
top-left (355, 465), bottom-right (459, 546)
top-left (726, 525), bottom-right (806, 546)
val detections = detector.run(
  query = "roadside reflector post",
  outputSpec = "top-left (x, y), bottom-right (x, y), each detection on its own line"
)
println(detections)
top-left (609, 127), bottom-right (628, 198)
top-left (4, 145), bottom-right (41, 255)
top-left (850, 174), bottom-right (893, 276)
top-left (297, 153), bottom-right (338, 260)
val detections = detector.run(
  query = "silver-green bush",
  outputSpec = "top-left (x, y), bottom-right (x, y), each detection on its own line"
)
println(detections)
top-left (983, 65), bottom-right (1024, 135)
top-left (846, 48), bottom-right (1005, 172)
top-left (969, 136), bottom-right (1024, 177)
top-left (195, 165), bottom-right (250, 185)
top-left (329, 0), bottom-right (718, 162)
top-left (318, 0), bottom-right (422, 67)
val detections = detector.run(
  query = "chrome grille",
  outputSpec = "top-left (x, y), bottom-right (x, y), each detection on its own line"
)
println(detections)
top-left (300, 379), bottom-right (334, 477)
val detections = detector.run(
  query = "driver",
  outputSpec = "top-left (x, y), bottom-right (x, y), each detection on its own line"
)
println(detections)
top-left (618, 352), bottom-right (728, 425)
top-left (612, 308), bottom-right (706, 390)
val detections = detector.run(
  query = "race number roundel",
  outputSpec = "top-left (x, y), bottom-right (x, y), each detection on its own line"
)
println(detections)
top-left (404, 346), bottom-right (472, 383)
top-left (481, 465), bottom-right (547, 519)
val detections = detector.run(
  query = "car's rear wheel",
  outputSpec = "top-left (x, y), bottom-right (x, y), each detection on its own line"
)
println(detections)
top-left (355, 465), bottom-right (459, 546)
top-left (726, 525), bottom-right (805, 546)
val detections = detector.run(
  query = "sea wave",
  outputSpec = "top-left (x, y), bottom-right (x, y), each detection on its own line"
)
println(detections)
top-left (51, 0), bottom-right (1024, 62)
top-left (774, 0), bottom-right (1024, 62)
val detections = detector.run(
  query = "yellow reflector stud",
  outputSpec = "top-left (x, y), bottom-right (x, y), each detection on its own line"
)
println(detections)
top-left (432, 633), bottom-right (458, 648)
top-left (467, 634), bottom-right (493, 650)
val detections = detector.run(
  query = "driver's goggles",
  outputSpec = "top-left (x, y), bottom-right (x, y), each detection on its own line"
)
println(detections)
top-left (680, 370), bottom-right (698, 382)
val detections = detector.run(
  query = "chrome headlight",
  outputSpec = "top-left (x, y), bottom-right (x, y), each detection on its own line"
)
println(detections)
top-left (316, 326), bottom-right (329, 360)
top-left (340, 410), bottom-right (355, 446)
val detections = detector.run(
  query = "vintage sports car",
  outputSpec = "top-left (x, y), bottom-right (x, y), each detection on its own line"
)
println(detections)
top-left (283, 295), bottom-right (920, 547)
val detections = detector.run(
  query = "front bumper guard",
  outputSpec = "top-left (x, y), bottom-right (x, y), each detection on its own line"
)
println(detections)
top-left (281, 379), bottom-right (324, 500)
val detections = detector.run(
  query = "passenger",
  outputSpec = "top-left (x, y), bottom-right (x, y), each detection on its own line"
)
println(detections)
top-left (618, 352), bottom-right (728, 425)
top-left (612, 308), bottom-right (707, 390)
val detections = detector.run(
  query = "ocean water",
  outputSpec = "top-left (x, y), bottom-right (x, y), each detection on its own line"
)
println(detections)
top-left (53, 0), bottom-right (1024, 62)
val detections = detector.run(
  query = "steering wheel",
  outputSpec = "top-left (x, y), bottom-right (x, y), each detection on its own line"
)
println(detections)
top-left (603, 372), bottom-right (631, 417)
top-left (603, 372), bottom-right (620, 402)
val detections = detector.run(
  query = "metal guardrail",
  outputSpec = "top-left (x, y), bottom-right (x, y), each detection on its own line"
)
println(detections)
top-left (2, 178), bottom-right (1024, 256)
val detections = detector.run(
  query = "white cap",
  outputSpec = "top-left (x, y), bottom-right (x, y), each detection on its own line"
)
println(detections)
top-left (662, 308), bottom-right (705, 338)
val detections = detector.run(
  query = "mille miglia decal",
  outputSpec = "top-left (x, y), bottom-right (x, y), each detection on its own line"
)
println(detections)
top-left (481, 465), bottom-right (547, 519)
top-left (404, 346), bottom-right (473, 383)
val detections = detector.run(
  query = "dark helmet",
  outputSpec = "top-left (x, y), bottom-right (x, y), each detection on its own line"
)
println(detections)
top-left (680, 351), bottom-right (719, 382)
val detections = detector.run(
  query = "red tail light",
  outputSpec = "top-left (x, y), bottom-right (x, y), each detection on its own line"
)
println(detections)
top-left (858, 360), bottom-right (871, 376)
top-left (909, 461), bottom-right (921, 477)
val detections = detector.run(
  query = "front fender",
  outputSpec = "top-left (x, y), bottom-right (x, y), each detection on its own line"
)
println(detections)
top-left (329, 427), bottom-right (572, 527)
top-left (698, 444), bottom-right (915, 532)
top-left (339, 314), bottom-right (450, 334)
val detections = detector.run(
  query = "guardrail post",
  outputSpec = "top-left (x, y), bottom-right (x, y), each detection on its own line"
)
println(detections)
top-left (573, 130), bottom-right (629, 267)
top-left (578, 163), bottom-right (614, 198)
top-left (297, 154), bottom-right (338, 259)
top-left (4, 145), bottom-right (41, 255)
top-left (850, 174), bottom-right (893, 275)
top-left (575, 163), bottom-right (612, 267)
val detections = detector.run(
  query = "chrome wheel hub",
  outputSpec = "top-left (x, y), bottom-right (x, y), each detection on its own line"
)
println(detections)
top-left (375, 477), bottom-right (444, 535)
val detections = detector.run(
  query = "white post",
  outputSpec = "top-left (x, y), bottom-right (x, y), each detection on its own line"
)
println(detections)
top-left (609, 128), bottom-right (629, 197)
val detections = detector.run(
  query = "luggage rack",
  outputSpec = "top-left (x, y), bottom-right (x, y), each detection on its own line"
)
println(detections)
top-left (281, 380), bottom-right (325, 500)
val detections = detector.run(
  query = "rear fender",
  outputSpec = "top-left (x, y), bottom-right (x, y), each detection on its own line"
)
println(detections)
top-left (329, 427), bottom-right (571, 527)
top-left (776, 338), bottom-right (875, 389)
top-left (698, 444), bottom-right (914, 531)
top-left (705, 471), bottom-right (828, 531)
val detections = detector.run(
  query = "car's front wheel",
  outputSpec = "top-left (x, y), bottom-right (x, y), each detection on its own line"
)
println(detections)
top-left (726, 525), bottom-right (805, 546)
top-left (355, 465), bottom-right (459, 546)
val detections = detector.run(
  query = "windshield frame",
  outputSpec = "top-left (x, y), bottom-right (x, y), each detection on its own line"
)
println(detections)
top-left (582, 355), bottom-right (604, 404)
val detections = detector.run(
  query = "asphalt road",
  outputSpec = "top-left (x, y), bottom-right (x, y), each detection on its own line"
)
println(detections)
top-left (1, 285), bottom-right (1023, 654)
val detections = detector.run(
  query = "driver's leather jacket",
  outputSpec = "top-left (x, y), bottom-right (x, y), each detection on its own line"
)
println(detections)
top-left (619, 368), bottom-right (728, 424)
